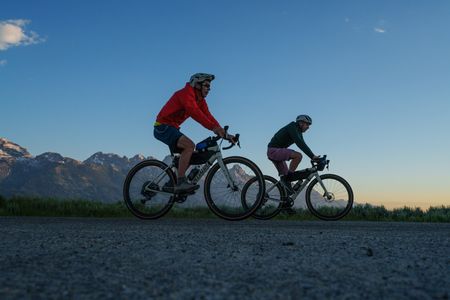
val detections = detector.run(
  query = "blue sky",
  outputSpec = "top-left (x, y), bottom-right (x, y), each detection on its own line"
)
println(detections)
top-left (1, 0), bottom-right (450, 208)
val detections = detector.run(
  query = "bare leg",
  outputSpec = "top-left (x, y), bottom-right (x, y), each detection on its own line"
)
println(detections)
top-left (288, 151), bottom-right (302, 173)
top-left (176, 135), bottom-right (195, 178)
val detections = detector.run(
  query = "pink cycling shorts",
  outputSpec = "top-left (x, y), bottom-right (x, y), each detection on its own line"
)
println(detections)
top-left (267, 147), bottom-right (295, 176)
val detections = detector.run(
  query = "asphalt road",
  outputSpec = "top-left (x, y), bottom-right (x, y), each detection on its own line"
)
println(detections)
top-left (0, 217), bottom-right (449, 299)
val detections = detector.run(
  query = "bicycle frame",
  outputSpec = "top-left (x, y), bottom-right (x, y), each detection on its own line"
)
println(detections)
top-left (144, 142), bottom-right (238, 196)
top-left (266, 166), bottom-right (330, 203)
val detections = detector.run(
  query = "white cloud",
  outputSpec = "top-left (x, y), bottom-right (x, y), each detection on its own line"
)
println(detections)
top-left (374, 19), bottom-right (388, 34)
top-left (0, 19), bottom-right (44, 51)
top-left (0, 59), bottom-right (6, 66)
top-left (374, 27), bottom-right (386, 33)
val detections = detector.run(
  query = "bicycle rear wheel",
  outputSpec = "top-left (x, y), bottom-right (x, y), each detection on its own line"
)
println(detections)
top-left (123, 159), bottom-right (176, 219)
top-left (305, 174), bottom-right (353, 221)
top-left (204, 156), bottom-right (265, 221)
top-left (242, 175), bottom-right (284, 220)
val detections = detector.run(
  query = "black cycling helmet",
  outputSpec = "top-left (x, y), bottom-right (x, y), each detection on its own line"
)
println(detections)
top-left (190, 73), bottom-right (215, 87)
top-left (296, 114), bottom-right (312, 125)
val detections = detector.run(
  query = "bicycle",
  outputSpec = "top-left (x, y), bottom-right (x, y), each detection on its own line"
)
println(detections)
top-left (123, 126), bottom-right (265, 221)
top-left (241, 156), bottom-right (353, 221)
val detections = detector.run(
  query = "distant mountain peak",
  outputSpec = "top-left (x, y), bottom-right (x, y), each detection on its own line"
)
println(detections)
top-left (0, 138), bottom-right (32, 160)
top-left (84, 152), bottom-right (128, 165)
top-left (35, 152), bottom-right (65, 163)
top-left (131, 154), bottom-right (146, 161)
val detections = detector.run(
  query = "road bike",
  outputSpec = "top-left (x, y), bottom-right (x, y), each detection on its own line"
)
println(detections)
top-left (123, 126), bottom-right (265, 221)
top-left (241, 156), bottom-right (353, 221)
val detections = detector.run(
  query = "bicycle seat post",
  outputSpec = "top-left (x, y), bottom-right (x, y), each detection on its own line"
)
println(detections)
top-left (171, 154), bottom-right (181, 172)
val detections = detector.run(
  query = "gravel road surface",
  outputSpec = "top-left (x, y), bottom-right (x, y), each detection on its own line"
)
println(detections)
top-left (0, 217), bottom-right (449, 299)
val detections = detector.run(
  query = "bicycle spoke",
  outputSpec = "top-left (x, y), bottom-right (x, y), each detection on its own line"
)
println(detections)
top-left (205, 156), bottom-right (264, 220)
top-left (306, 174), bottom-right (353, 221)
top-left (241, 175), bottom-right (283, 220)
top-left (123, 160), bottom-right (175, 219)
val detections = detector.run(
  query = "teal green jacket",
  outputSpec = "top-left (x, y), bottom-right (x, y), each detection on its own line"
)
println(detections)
top-left (268, 122), bottom-right (315, 159)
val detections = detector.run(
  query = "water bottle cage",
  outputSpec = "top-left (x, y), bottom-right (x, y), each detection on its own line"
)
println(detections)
top-left (172, 156), bottom-right (179, 168)
top-left (187, 167), bottom-right (200, 181)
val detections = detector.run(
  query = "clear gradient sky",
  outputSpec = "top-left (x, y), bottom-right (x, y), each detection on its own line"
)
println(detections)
top-left (1, 1), bottom-right (449, 209)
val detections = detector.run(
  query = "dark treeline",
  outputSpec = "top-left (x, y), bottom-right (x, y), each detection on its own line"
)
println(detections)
top-left (0, 195), bottom-right (449, 222)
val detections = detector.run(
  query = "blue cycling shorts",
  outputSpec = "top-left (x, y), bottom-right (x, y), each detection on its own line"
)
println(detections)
top-left (153, 124), bottom-right (184, 153)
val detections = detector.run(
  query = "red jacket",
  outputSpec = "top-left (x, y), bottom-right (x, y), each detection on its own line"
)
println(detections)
top-left (156, 83), bottom-right (221, 130)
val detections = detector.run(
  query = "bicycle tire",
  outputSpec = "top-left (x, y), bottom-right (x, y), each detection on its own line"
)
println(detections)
top-left (305, 174), bottom-right (353, 221)
top-left (204, 156), bottom-right (265, 221)
top-left (123, 159), bottom-right (176, 220)
top-left (242, 175), bottom-right (284, 220)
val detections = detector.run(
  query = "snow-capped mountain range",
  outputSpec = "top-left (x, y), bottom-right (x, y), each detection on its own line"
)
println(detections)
top-left (0, 138), bottom-right (154, 202)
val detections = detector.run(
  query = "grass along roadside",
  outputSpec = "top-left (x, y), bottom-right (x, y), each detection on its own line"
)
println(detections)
top-left (0, 195), bottom-right (449, 222)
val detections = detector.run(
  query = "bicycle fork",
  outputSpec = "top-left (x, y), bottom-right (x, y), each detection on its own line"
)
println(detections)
top-left (217, 156), bottom-right (239, 191)
top-left (313, 172), bottom-right (334, 201)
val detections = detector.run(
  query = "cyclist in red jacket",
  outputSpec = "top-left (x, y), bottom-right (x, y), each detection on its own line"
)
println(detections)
top-left (154, 73), bottom-right (228, 193)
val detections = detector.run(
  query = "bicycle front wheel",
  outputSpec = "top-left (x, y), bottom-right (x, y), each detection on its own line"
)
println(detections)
top-left (305, 174), bottom-right (353, 221)
top-left (242, 175), bottom-right (284, 220)
top-left (204, 156), bottom-right (265, 221)
top-left (123, 159), bottom-right (176, 220)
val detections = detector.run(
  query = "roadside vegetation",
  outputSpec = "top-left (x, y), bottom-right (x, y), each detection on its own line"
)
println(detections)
top-left (0, 195), bottom-right (449, 222)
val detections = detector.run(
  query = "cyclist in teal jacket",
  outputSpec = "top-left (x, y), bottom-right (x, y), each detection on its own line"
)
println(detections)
top-left (267, 115), bottom-right (319, 195)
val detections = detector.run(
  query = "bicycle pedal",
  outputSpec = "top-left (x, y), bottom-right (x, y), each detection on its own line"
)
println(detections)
top-left (282, 198), bottom-right (295, 207)
top-left (174, 195), bottom-right (188, 203)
